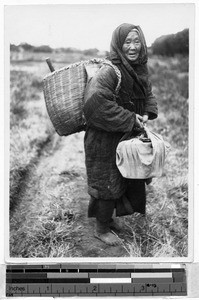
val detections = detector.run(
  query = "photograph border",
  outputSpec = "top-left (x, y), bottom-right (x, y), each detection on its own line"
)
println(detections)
top-left (4, 0), bottom-right (195, 264)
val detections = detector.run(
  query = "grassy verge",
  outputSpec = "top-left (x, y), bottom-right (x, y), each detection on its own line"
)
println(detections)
top-left (122, 55), bottom-right (189, 257)
top-left (10, 70), bottom-right (56, 209)
top-left (10, 184), bottom-right (77, 257)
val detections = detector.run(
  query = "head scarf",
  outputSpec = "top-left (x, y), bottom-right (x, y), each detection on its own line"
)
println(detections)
top-left (110, 23), bottom-right (148, 66)
top-left (109, 23), bottom-right (149, 99)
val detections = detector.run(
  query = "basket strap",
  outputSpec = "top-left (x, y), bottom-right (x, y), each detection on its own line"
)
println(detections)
top-left (102, 60), bottom-right (121, 94)
top-left (84, 58), bottom-right (121, 95)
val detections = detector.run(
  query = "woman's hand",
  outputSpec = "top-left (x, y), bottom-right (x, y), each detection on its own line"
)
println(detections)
top-left (143, 114), bottom-right (149, 125)
top-left (135, 114), bottom-right (143, 128)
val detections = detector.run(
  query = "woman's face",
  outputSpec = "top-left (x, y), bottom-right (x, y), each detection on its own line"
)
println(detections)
top-left (122, 31), bottom-right (142, 62)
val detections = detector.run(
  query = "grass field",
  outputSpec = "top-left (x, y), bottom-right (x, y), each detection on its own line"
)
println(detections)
top-left (9, 53), bottom-right (189, 257)
top-left (116, 55), bottom-right (189, 257)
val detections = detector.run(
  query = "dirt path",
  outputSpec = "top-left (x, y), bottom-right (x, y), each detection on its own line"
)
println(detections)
top-left (10, 132), bottom-right (140, 258)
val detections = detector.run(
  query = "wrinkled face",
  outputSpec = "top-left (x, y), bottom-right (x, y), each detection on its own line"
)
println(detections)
top-left (122, 31), bottom-right (142, 62)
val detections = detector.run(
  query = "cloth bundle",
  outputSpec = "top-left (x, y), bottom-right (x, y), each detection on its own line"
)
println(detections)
top-left (116, 127), bottom-right (170, 179)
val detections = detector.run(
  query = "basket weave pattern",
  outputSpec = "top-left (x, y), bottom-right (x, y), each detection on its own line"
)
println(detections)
top-left (43, 58), bottom-right (121, 136)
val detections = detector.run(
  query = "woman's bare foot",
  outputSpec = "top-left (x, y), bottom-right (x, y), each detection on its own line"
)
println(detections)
top-left (94, 231), bottom-right (121, 246)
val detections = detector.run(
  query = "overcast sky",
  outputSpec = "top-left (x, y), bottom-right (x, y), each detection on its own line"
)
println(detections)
top-left (5, 3), bottom-right (194, 50)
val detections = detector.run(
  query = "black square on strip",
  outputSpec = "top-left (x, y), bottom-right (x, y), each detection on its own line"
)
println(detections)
top-left (154, 269), bottom-right (171, 272)
top-left (42, 270), bottom-right (59, 273)
top-left (98, 269), bottom-right (116, 273)
top-left (23, 269), bottom-right (43, 272)
top-left (6, 269), bottom-right (24, 273)
top-left (48, 278), bottom-right (90, 283)
top-left (116, 269), bottom-right (135, 272)
top-left (132, 269), bottom-right (151, 273)
top-left (61, 269), bottom-right (78, 273)
top-left (7, 278), bottom-right (48, 283)
top-left (79, 269), bottom-right (98, 273)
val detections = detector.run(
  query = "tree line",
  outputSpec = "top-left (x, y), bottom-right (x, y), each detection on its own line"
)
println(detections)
top-left (151, 28), bottom-right (188, 56)
top-left (10, 43), bottom-right (101, 56)
top-left (10, 28), bottom-right (189, 57)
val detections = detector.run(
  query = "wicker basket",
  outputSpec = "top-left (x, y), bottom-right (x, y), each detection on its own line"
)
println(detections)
top-left (43, 58), bottom-right (121, 136)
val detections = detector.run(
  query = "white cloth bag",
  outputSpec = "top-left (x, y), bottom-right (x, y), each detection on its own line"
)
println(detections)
top-left (116, 128), bottom-right (170, 179)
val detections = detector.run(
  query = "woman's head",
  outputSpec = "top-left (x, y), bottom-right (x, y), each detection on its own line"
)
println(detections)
top-left (110, 23), bottom-right (147, 65)
top-left (122, 29), bottom-right (142, 62)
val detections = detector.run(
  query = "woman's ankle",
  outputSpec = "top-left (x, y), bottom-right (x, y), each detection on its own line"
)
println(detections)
top-left (95, 219), bottom-right (110, 234)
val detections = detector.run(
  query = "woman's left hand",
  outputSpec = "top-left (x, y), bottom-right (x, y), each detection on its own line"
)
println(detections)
top-left (143, 114), bottom-right (149, 124)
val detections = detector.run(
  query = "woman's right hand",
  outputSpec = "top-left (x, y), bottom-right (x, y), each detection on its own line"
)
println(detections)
top-left (135, 114), bottom-right (144, 128)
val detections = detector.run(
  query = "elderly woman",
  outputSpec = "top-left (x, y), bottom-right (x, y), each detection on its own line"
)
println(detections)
top-left (83, 23), bottom-right (158, 246)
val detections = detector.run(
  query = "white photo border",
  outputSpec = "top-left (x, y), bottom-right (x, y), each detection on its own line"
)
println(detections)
top-left (3, 0), bottom-right (197, 264)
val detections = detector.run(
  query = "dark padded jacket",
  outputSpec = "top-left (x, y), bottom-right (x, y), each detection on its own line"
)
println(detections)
top-left (83, 64), bottom-right (158, 200)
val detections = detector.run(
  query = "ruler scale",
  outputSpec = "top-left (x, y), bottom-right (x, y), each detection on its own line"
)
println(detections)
top-left (6, 264), bottom-right (187, 297)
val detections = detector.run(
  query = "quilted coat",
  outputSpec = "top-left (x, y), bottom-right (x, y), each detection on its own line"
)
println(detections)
top-left (83, 23), bottom-right (158, 204)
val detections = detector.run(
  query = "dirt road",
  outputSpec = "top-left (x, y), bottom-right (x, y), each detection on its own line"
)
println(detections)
top-left (10, 132), bottom-right (146, 258)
